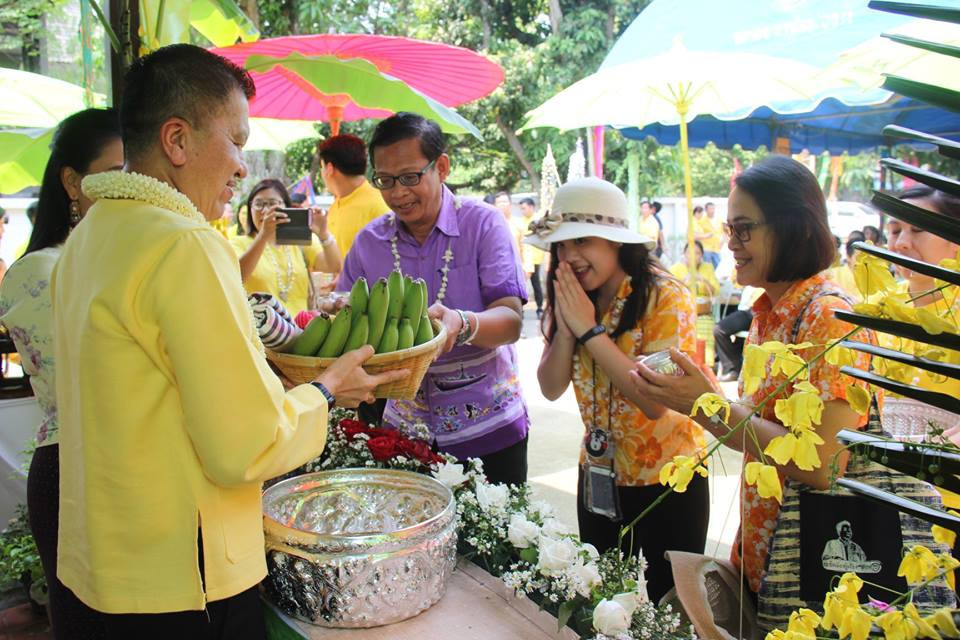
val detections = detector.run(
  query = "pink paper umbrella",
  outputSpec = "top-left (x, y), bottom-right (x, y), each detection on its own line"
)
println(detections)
top-left (212, 34), bottom-right (503, 134)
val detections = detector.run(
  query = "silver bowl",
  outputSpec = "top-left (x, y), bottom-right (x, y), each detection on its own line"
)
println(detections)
top-left (262, 469), bottom-right (458, 628)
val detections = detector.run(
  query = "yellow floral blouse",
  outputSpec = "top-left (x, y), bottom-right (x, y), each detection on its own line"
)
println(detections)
top-left (732, 272), bottom-right (874, 593)
top-left (572, 273), bottom-right (707, 487)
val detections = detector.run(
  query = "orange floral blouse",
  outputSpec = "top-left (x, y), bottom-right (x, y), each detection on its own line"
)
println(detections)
top-left (572, 273), bottom-right (707, 487)
top-left (731, 272), bottom-right (874, 593)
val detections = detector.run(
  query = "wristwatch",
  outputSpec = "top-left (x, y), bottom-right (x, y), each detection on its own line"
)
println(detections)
top-left (310, 381), bottom-right (336, 408)
top-left (577, 324), bottom-right (606, 346)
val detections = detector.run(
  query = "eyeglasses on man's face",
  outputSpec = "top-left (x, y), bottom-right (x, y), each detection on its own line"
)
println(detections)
top-left (252, 198), bottom-right (284, 210)
top-left (371, 159), bottom-right (436, 191)
top-left (723, 220), bottom-right (766, 244)
top-left (1, 216), bottom-right (9, 225)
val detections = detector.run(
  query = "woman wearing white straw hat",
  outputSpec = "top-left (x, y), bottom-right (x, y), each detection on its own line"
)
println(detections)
top-left (531, 177), bottom-right (709, 604)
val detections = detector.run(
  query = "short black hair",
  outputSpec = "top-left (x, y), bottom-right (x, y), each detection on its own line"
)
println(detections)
top-left (26, 108), bottom-right (121, 256)
top-left (683, 240), bottom-right (706, 254)
top-left (121, 44), bottom-right (255, 161)
top-left (519, 197), bottom-right (536, 207)
top-left (368, 112), bottom-right (446, 167)
top-left (693, 205), bottom-right (703, 215)
top-left (734, 155), bottom-right (835, 282)
top-left (245, 179), bottom-right (291, 236)
top-left (898, 185), bottom-right (960, 220)
top-left (318, 134), bottom-right (367, 176)
top-left (652, 201), bottom-right (662, 214)
top-left (845, 231), bottom-right (865, 259)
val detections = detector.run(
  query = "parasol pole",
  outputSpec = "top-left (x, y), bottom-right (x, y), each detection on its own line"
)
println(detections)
top-left (677, 92), bottom-right (696, 286)
top-left (328, 105), bottom-right (343, 136)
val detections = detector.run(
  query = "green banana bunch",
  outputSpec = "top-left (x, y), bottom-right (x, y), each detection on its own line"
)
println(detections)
top-left (317, 305), bottom-right (353, 358)
top-left (291, 314), bottom-right (330, 356)
top-left (417, 279), bottom-right (428, 318)
top-left (343, 313), bottom-right (369, 352)
top-left (367, 277), bottom-right (389, 349)
top-left (348, 277), bottom-right (369, 328)
top-left (397, 318), bottom-right (415, 350)
top-left (386, 271), bottom-right (404, 321)
top-left (377, 318), bottom-right (399, 353)
top-left (414, 313), bottom-right (434, 345)
top-left (401, 278), bottom-right (424, 338)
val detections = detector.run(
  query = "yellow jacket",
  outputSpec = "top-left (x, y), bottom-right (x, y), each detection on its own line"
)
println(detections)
top-left (52, 197), bottom-right (328, 614)
top-left (327, 179), bottom-right (389, 257)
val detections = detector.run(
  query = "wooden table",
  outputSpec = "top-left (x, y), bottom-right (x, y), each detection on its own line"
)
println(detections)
top-left (265, 559), bottom-right (580, 640)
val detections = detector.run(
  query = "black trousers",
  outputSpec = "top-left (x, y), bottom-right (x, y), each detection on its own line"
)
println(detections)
top-left (477, 435), bottom-right (528, 486)
top-left (27, 444), bottom-right (107, 639)
top-left (714, 309), bottom-right (753, 375)
top-left (577, 473), bottom-right (710, 605)
top-left (530, 264), bottom-right (544, 313)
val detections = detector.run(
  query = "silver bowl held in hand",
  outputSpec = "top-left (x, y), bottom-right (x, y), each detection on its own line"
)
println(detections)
top-left (262, 469), bottom-right (458, 628)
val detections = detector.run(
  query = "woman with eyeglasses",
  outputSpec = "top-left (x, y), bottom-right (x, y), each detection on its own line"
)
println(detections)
top-left (629, 156), bottom-right (879, 622)
top-left (0, 108), bottom-right (123, 638)
top-left (231, 178), bottom-right (341, 315)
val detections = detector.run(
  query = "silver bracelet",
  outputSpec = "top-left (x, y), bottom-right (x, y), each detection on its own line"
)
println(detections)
top-left (454, 309), bottom-right (472, 346)
top-left (465, 311), bottom-right (480, 345)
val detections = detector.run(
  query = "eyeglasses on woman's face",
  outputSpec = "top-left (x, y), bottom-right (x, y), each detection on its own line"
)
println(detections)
top-left (723, 220), bottom-right (766, 244)
top-left (371, 159), bottom-right (436, 190)
top-left (252, 198), bottom-right (284, 210)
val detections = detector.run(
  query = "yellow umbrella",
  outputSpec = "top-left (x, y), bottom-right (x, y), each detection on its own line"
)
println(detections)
top-left (520, 45), bottom-right (824, 274)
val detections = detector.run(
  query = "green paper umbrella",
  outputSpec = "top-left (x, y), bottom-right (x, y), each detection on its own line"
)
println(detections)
top-left (0, 128), bottom-right (54, 195)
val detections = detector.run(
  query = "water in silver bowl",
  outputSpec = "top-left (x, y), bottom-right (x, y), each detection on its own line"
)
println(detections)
top-left (262, 469), bottom-right (457, 628)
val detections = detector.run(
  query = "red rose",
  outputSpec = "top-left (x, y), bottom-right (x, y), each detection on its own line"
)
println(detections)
top-left (397, 438), bottom-right (433, 463)
top-left (339, 419), bottom-right (372, 440)
top-left (367, 436), bottom-right (399, 461)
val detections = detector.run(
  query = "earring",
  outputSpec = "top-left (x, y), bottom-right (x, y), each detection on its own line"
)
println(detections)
top-left (69, 200), bottom-right (81, 226)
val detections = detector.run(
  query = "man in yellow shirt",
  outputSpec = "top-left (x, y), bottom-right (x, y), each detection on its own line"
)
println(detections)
top-left (699, 201), bottom-right (723, 268)
top-left (52, 44), bottom-right (403, 637)
top-left (320, 134), bottom-right (389, 257)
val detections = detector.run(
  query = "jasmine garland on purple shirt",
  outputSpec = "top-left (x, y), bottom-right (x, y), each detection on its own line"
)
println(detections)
top-left (336, 186), bottom-right (530, 459)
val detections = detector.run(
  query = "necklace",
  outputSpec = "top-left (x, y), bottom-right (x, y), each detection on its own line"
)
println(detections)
top-left (80, 170), bottom-right (265, 356)
top-left (265, 243), bottom-right (296, 301)
top-left (389, 211), bottom-right (455, 304)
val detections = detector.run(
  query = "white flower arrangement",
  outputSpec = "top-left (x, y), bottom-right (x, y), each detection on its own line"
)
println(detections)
top-left (300, 410), bottom-right (696, 640)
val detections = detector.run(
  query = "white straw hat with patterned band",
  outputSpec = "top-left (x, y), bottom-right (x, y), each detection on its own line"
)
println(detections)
top-left (523, 177), bottom-right (656, 251)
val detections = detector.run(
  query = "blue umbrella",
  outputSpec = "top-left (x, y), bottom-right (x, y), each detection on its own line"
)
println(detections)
top-left (618, 95), bottom-right (960, 153)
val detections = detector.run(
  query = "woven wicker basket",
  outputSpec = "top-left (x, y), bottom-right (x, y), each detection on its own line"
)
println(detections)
top-left (266, 319), bottom-right (447, 400)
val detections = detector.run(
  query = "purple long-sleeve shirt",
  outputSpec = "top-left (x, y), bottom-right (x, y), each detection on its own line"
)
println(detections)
top-left (337, 186), bottom-right (529, 458)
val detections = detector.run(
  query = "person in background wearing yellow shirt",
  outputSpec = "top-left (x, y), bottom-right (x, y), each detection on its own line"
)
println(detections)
top-left (699, 201), bottom-right (723, 268)
top-left (519, 197), bottom-right (546, 318)
top-left (638, 198), bottom-right (664, 259)
top-left (829, 230), bottom-right (864, 301)
top-left (51, 44), bottom-right (405, 638)
top-left (669, 240), bottom-right (719, 298)
top-left (233, 178), bottom-right (341, 315)
top-left (320, 134), bottom-right (389, 258)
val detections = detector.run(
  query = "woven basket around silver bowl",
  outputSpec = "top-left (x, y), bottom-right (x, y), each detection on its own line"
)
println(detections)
top-left (261, 469), bottom-right (457, 628)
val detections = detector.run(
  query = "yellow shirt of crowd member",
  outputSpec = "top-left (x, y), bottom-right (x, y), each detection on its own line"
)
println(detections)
top-left (638, 213), bottom-right (660, 244)
top-left (326, 179), bottom-right (389, 257)
top-left (230, 234), bottom-right (326, 316)
top-left (670, 260), bottom-right (719, 299)
top-left (700, 204), bottom-right (724, 253)
top-left (52, 188), bottom-right (330, 614)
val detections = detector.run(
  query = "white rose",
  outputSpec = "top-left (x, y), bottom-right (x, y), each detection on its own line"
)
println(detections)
top-left (475, 482), bottom-right (509, 512)
top-left (540, 517), bottom-right (575, 539)
top-left (531, 500), bottom-right (554, 518)
top-left (612, 591), bottom-right (640, 618)
top-left (537, 535), bottom-right (579, 574)
top-left (592, 598), bottom-right (631, 636)
top-left (507, 514), bottom-right (540, 549)
top-left (432, 462), bottom-right (469, 488)
top-left (568, 560), bottom-right (602, 596)
top-left (581, 542), bottom-right (600, 560)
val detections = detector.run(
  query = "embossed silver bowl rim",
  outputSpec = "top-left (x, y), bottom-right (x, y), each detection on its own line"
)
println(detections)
top-left (262, 468), bottom-right (455, 550)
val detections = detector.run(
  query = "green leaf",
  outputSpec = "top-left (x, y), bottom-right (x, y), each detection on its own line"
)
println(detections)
top-left (519, 547), bottom-right (538, 564)
top-left (557, 599), bottom-right (578, 631)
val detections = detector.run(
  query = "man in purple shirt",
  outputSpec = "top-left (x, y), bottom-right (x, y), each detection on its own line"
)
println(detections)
top-left (337, 113), bottom-right (530, 485)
